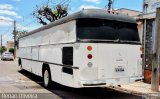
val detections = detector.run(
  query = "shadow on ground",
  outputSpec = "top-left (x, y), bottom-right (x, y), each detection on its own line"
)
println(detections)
top-left (18, 70), bottom-right (143, 99)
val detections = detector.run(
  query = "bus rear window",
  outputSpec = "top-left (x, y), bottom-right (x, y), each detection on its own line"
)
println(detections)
top-left (76, 18), bottom-right (140, 43)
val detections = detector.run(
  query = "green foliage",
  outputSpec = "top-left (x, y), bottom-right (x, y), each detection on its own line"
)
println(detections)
top-left (0, 46), bottom-right (7, 53)
top-left (33, 0), bottom-right (69, 25)
top-left (9, 48), bottom-right (14, 55)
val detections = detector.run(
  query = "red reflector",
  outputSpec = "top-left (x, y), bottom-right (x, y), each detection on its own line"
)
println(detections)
top-left (108, 10), bottom-right (110, 13)
top-left (88, 54), bottom-right (92, 59)
top-left (87, 46), bottom-right (92, 51)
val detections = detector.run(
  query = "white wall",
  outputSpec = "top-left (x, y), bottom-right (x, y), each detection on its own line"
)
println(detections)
top-left (145, 0), bottom-right (160, 14)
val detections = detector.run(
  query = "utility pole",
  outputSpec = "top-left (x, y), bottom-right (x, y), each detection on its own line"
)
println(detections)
top-left (0, 19), bottom-right (16, 57)
top-left (0, 34), bottom-right (2, 57)
top-left (151, 8), bottom-right (160, 92)
top-left (13, 20), bottom-right (16, 59)
top-left (143, 2), bottom-right (148, 74)
top-left (108, 0), bottom-right (112, 10)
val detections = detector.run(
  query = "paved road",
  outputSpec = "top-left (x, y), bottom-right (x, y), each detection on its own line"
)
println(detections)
top-left (0, 60), bottom-right (60, 99)
top-left (0, 60), bottom-right (144, 99)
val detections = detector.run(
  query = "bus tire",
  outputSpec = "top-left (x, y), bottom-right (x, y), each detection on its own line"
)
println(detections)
top-left (18, 59), bottom-right (23, 71)
top-left (19, 64), bottom-right (23, 71)
top-left (43, 67), bottom-right (52, 88)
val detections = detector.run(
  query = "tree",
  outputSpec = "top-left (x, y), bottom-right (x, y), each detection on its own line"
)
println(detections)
top-left (33, 0), bottom-right (69, 25)
top-left (0, 46), bottom-right (7, 53)
top-left (9, 48), bottom-right (14, 55)
top-left (15, 30), bottom-right (28, 40)
top-left (14, 30), bottom-right (28, 48)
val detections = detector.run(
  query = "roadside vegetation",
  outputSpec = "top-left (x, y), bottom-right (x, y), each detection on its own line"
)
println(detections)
top-left (0, 46), bottom-right (7, 54)
top-left (32, 0), bottom-right (70, 25)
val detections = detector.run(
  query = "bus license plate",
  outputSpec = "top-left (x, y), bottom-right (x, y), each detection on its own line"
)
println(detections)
top-left (115, 67), bottom-right (125, 72)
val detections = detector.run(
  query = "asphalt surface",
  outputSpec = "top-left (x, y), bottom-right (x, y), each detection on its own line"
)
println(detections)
top-left (0, 60), bottom-right (144, 99)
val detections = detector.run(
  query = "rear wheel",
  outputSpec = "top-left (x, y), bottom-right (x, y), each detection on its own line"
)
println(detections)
top-left (43, 68), bottom-right (52, 88)
top-left (19, 64), bottom-right (23, 71)
top-left (18, 59), bottom-right (23, 70)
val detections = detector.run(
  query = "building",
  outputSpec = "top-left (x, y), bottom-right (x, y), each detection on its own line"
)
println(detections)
top-left (139, 0), bottom-right (160, 83)
top-left (139, 0), bottom-right (160, 69)
top-left (115, 8), bottom-right (142, 18)
top-left (6, 41), bottom-right (14, 49)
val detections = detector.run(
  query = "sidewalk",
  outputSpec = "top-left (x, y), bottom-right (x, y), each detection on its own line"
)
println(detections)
top-left (108, 81), bottom-right (160, 98)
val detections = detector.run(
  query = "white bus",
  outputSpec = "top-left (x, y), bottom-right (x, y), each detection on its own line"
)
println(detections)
top-left (18, 9), bottom-right (143, 88)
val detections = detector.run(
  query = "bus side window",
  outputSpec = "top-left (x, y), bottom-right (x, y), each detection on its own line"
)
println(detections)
top-left (62, 47), bottom-right (73, 66)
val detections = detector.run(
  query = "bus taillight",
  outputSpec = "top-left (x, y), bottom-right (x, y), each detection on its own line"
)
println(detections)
top-left (87, 46), bottom-right (92, 51)
top-left (88, 54), bottom-right (92, 59)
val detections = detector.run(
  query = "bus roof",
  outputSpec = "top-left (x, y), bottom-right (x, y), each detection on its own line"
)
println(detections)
top-left (20, 9), bottom-right (137, 38)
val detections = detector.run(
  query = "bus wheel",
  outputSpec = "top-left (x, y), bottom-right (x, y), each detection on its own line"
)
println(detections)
top-left (20, 64), bottom-right (23, 71)
top-left (43, 68), bottom-right (51, 88)
top-left (19, 59), bottom-right (23, 71)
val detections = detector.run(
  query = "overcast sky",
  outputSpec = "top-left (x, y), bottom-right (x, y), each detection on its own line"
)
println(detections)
top-left (0, 0), bottom-right (143, 45)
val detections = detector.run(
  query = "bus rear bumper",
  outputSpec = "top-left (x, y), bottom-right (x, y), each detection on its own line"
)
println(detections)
top-left (79, 77), bottom-right (144, 87)
top-left (129, 76), bottom-right (144, 82)
top-left (80, 80), bottom-right (106, 86)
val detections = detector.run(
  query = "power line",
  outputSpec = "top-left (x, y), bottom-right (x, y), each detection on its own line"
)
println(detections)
top-left (0, 19), bottom-right (14, 35)
top-left (0, 19), bottom-right (14, 49)
top-left (23, 20), bottom-right (35, 27)
top-left (0, 17), bottom-right (36, 45)
top-left (1, 26), bottom-right (13, 36)
top-left (18, 15), bottom-right (34, 24)
top-left (1, 26), bottom-right (14, 43)
top-left (2, 32), bottom-right (13, 41)
top-left (16, 18), bottom-right (36, 31)
top-left (2, 20), bottom-right (35, 43)
top-left (1, 19), bottom-right (35, 42)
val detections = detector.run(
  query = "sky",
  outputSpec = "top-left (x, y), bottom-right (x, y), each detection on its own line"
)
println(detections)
top-left (0, 0), bottom-right (143, 45)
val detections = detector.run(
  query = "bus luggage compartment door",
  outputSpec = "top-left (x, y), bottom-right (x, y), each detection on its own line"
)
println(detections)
top-left (97, 44), bottom-right (128, 80)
